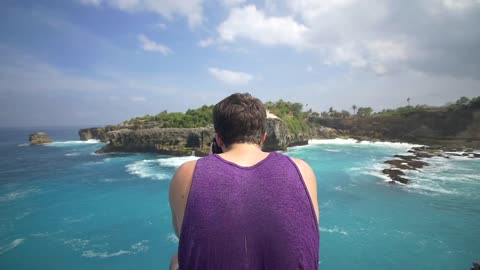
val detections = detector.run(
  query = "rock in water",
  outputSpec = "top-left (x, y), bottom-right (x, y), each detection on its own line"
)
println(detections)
top-left (29, 132), bottom-right (53, 145)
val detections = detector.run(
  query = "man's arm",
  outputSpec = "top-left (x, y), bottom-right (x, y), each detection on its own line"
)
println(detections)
top-left (169, 160), bottom-right (197, 236)
top-left (169, 160), bottom-right (197, 270)
top-left (292, 158), bottom-right (319, 223)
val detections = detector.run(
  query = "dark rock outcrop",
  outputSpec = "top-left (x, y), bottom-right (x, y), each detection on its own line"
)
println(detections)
top-left (382, 169), bottom-right (409, 184)
top-left (471, 262), bottom-right (480, 270)
top-left (29, 132), bottom-right (53, 145)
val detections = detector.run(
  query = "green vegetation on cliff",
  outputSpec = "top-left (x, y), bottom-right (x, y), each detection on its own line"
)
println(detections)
top-left (264, 100), bottom-right (310, 134)
top-left (124, 99), bottom-right (312, 135)
top-left (124, 105), bottom-right (214, 128)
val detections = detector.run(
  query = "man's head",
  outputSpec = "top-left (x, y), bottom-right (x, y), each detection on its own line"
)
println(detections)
top-left (213, 93), bottom-right (266, 147)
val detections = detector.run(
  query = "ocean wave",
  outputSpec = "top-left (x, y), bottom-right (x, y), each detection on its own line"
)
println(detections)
top-left (80, 240), bottom-right (149, 259)
top-left (0, 188), bottom-right (39, 203)
top-left (402, 183), bottom-right (458, 195)
top-left (0, 238), bottom-right (25, 255)
top-left (125, 160), bottom-right (171, 181)
top-left (17, 143), bottom-right (29, 147)
top-left (82, 249), bottom-right (131, 258)
top-left (126, 156), bottom-right (199, 181)
top-left (308, 138), bottom-right (422, 149)
top-left (157, 156), bottom-right (200, 167)
top-left (47, 140), bottom-right (101, 147)
top-left (309, 139), bottom-right (358, 145)
top-left (64, 238), bottom-right (90, 251)
top-left (167, 233), bottom-right (179, 243)
top-left (319, 226), bottom-right (349, 236)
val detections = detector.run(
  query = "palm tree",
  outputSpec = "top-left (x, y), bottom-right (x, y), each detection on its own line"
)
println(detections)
top-left (407, 97), bottom-right (411, 106)
top-left (328, 107), bottom-right (334, 116)
top-left (352, 105), bottom-right (357, 115)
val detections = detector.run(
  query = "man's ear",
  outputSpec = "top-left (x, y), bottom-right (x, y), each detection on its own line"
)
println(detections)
top-left (261, 132), bottom-right (267, 143)
top-left (215, 134), bottom-right (225, 148)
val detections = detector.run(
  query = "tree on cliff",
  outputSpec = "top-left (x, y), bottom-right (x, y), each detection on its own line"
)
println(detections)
top-left (352, 105), bottom-right (357, 115)
top-left (356, 107), bottom-right (373, 117)
top-left (407, 97), bottom-right (411, 106)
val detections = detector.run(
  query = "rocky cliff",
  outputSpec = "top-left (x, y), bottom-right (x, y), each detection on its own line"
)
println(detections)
top-left (82, 115), bottom-right (295, 156)
top-left (312, 108), bottom-right (480, 149)
top-left (96, 127), bottom-right (215, 156)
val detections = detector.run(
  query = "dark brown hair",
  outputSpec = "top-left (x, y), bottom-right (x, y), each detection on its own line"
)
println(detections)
top-left (213, 93), bottom-right (266, 146)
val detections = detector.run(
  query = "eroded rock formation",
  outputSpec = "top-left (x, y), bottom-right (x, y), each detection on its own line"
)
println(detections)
top-left (29, 132), bottom-right (53, 145)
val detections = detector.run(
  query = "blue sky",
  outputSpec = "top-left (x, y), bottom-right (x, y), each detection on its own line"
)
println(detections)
top-left (1, 0), bottom-right (479, 126)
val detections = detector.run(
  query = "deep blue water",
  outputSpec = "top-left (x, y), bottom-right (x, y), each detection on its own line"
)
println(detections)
top-left (0, 127), bottom-right (479, 269)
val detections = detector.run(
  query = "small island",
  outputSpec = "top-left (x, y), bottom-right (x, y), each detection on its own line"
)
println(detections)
top-left (29, 132), bottom-right (53, 145)
top-left (79, 96), bottom-right (480, 184)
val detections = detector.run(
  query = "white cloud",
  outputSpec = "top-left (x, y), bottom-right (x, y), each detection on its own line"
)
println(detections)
top-left (79, 0), bottom-right (203, 27)
top-left (222, 0), bottom-right (246, 7)
top-left (218, 5), bottom-right (308, 48)
top-left (232, 0), bottom-right (479, 77)
top-left (288, 0), bottom-right (357, 20)
top-left (443, 0), bottom-right (480, 11)
top-left (208, 67), bottom-right (253, 85)
top-left (198, 38), bottom-right (215, 47)
top-left (138, 34), bottom-right (172, 55)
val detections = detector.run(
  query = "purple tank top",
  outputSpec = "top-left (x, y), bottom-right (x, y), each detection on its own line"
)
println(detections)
top-left (178, 152), bottom-right (319, 269)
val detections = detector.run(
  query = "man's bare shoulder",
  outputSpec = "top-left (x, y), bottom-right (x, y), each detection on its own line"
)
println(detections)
top-left (290, 157), bottom-right (319, 222)
top-left (290, 158), bottom-right (315, 177)
top-left (174, 160), bottom-right (197, 178)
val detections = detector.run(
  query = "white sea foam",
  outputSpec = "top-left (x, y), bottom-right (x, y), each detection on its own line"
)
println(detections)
top-left (65, 152), bottom-right (81, 156)
top-left (319, 226), bottom-right (349, 236)
top-left (0, 188), bottom-right (39, 203)
top-left (324, 149), bottom-right (340, 152)
top-left (167, 233), bottom-right (179, 243)
top-left (0, 238), bottom-right (25, 254)
top-left (157, 156), bottom-right (200, 167)
top-left (47, 140), bottom-right (101, 147)
top-left (64, 238), bottom-right (90, 251)
top-left (308, 138), bottom-right (422, 149)
top-left (125, 160), bottom-right (170, 181)
top-left (17, 143), bottom-right (29, 147)
top-left (402, 183), bottom-right (458, 195)
top-left (126, 156), bottom-right (199, 181)
top-left (80, 240), bottom-right (149, 258)
top-left (309, 138), bottom-right (358, 145)
top-left (130, 240), bottom-right (149, 253)
top-left (82, 249), bottom-right (131, 258)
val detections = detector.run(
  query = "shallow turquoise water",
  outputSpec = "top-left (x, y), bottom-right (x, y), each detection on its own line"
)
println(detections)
top-left (0, 128), bottom-right (479, 269)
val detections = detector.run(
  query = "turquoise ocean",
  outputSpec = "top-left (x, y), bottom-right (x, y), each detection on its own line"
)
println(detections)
top-left (1, 127), bottom-right (479, 269)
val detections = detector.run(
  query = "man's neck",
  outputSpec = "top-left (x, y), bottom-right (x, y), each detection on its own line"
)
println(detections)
top-left (224, 143), bottom-right (263, 153)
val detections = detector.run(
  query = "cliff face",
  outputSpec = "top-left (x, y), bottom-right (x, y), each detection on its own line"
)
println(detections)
top-left (83, 116), bottom-right (295, 155)
top-left (97, 127), bottom-right (214, 156)
top-left (263, 118), bottom-right (289, 151)
top-left (313, 108), bottom-right (480, 148)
